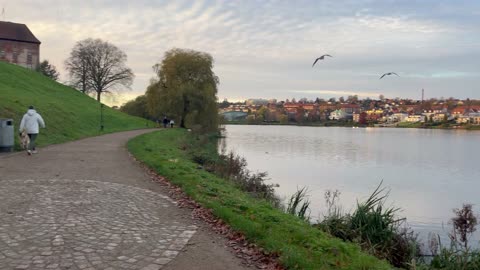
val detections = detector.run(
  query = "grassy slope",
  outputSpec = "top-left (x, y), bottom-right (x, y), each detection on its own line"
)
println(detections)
top-left (0, 62), bottom-right (151, 149)
top-left (128, 129), bottom-right (393, 270)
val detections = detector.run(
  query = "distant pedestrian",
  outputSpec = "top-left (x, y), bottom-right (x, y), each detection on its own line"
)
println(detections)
top-left (162, 116), bottom-right (169, 128)
top-left (170, 119), bottom-right (174, 128)
top-left (19, 105), bottom-right (45, 155)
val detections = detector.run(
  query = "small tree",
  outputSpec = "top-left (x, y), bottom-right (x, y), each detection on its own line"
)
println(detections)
top-left (295, 107), bottom-right (306, 123)
top-left (256, 106), bottom-right (268, 121)
top-left (36, 60), bottom-right (60, 81)
top-left (450, 204), bottom-right (477, 250)
top-left (347, 95), bottom-right (359, 103)
top-left (65, 38), bottom-right (134, 102)
top-left (120, 95), bottom-right (150, 119)
top-left (219, 98), bottom-right (230, 109)
top-left (359, 112), bottom-right (368, 125)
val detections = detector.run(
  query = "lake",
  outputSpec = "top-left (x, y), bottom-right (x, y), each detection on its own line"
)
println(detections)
top-left (221, 125), bottom-right (480, 248)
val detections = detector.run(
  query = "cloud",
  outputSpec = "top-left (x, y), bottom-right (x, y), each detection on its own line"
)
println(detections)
top-left (293, 90), bottom-right (380, 98)
top-left (3, 0), bottom-right (480, 105)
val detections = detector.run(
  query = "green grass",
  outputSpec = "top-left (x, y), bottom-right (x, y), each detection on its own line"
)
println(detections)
top-left (396, 122), bottom-right (423, 128)
top-left (0, 61), bottom-right (152, 149)
top-left (128, 129), bottom-right (393, 269)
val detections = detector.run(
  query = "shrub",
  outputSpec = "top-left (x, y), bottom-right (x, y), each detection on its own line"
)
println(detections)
top-left (183, 132), bottom-right (280, 206)
top-left (286, 187), bottom-right (311, 221)
top-left (425, 204), bottom-right (480, 270)
top-left (450, 204), bottom-right (477, 250)
top-left (316, 181), bottom-right (420, 268)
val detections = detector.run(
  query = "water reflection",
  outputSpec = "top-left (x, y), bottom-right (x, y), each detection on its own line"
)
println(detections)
top-left (221, 125), bottom-right (480, 247)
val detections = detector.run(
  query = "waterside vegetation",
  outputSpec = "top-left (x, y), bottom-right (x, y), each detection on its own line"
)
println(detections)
top-left (129, 128), bottom-right (480, 269)
top-left (128, 129), bottom-right (392, 269)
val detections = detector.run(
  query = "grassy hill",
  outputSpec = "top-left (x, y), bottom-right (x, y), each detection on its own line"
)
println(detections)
top-left (0, 61), bottom-right (151, 149)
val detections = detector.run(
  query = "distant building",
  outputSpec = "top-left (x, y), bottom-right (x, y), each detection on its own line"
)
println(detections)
top-left (471, 113), bottom-right (480, 125)
top-left (432, 113), bottom-right (450, 123)
top-left (0, 21), bottom-right (41, 69)
top-left (353, 113), bottom-right (360, 122)
top-left (382, 113), bottom-right (408, 123)
top-left (329, 109), bottom-right (347, 120)
top-left (221, 111), bottom-right (248, 121)
top-left (246, 99), bottom-right (269, 106)
top-left (405, 115), bottom-right (425, 123)
top-left (456, 112), bottom-right (480, 125)
top-left (456, 115), bottom-right (470, 124)
top-left (339, 104), bottom-right (360, 114)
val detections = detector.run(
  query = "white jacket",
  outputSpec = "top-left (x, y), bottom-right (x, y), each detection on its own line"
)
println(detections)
top-left (19, 109), bottom-right (45, 134)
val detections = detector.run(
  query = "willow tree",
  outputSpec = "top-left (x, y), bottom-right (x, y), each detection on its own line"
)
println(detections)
top-left (146, 48), bottom-right (219, 132)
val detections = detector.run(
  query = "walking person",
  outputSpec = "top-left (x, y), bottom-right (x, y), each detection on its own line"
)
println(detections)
top-left (162, 116), bottom-right (169, 128)
top-left (19, 105), bottom-right (45, 155)
top-left (169, 119), bottom-right (174, 128)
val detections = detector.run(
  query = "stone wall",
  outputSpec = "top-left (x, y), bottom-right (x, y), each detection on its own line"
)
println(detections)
top-left (0, 40), bottom-right (40, 69)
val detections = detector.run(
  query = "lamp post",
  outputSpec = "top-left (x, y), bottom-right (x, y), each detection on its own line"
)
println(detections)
top-left (100, 103), bottom-right (104, 131)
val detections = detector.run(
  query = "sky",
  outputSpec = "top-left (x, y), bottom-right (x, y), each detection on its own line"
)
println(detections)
top-left (2, 0), bottom-right (480, 105)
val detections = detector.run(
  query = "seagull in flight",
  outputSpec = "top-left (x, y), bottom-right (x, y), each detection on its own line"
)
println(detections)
top-left (379, 72), bottom-right (399, 79)
top-left (312, 54), bottom-right (332, 67)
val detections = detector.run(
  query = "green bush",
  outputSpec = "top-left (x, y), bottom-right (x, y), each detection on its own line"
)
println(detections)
top-left (316, 182), bottom-right (420, 268)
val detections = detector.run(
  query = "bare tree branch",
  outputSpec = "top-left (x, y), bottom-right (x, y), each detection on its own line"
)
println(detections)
top-left (64, 38), bottom-right (134, 102)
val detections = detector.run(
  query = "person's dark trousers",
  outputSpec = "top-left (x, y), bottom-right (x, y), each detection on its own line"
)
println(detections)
top-left (27, 133), bottom-right (38, 151)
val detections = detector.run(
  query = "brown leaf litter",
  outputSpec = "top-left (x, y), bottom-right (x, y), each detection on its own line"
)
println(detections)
top-left (132, 155), bottom-right (284, 270)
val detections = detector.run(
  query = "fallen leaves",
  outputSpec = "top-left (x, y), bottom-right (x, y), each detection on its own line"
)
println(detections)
top-left (132, 155), bottom-right (284, 270)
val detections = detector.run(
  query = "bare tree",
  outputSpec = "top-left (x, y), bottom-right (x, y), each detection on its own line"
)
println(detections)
top-left (65, 42), bottom-right (90, 94)
top-left (65, 38), bottom-right (134, 102)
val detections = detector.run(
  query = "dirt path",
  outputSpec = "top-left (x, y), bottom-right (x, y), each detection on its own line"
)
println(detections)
top-left (0, 129), bottom-right (252, 270)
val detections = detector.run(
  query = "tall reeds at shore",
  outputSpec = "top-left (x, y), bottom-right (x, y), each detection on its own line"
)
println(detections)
top-left (184, 132), bottom-right (480, 269)
top-left (316, 181), bottom-right (420, 268)
top-left (419, 204), bottom-right (480, 270)
top-left (286, 187), bottom-right (311, 221)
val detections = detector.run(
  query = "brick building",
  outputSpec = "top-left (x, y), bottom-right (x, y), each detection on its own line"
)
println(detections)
top-left (0, 21), bottom-right (41, 69)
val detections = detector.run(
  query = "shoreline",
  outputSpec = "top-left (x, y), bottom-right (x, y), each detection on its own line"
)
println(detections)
top-left (128, 129), bottom-right (392, 269)
top-left (223, 121), bottom-right (480, 130)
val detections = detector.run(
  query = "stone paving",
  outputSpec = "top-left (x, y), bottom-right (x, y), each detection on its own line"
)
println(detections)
top-left (0, 179), bottom-right (197, 270)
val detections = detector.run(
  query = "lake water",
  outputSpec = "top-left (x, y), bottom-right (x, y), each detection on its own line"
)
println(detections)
top-left (221, 125), bottom-right (480, 248)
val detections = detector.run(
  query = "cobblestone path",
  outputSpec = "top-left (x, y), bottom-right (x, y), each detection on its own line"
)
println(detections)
top-left (0, 130), bottom-right (251, 270)
top-left (0, 179), bottom-right (196, 270)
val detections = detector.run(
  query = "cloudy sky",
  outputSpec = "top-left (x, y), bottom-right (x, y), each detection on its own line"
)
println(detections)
top-left (3, 0), bottom-right (480, 105)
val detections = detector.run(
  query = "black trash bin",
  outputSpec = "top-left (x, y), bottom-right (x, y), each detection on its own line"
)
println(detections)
top-left (0, 119), bottom-right (14, 152)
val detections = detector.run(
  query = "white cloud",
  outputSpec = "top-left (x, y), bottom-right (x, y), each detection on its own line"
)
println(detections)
top-left (3, 0), bottom-right (480, 104)
top-left (293, 90), bottom-right (380, 98)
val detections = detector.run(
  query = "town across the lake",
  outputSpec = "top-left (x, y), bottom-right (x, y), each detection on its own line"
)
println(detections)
top-left (219, 97), bottom-right (480, 128)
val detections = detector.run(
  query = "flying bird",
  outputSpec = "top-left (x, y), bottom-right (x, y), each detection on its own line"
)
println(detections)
top-left (312, 54), bottom-right (332, 67)
top-left (379, 72), bottom-right (399, 79)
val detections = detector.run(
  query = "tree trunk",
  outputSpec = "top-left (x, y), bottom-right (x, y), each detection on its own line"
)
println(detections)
top-left (180, 108), bottom-right (186, 128)
top-left (81, 76), bottom-right (86, 93)
top-left (97, 91), bottom-right (101, 102)
top-left (180, 95), bottom-right (188, 128)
